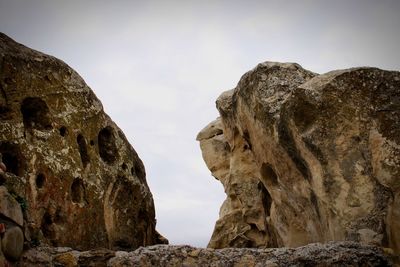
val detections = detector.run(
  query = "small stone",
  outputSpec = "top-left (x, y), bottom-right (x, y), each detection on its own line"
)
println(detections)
top-left (1, 226), bottom-right (24, 261)
top-left (0, 187), bottom-right (23, 226)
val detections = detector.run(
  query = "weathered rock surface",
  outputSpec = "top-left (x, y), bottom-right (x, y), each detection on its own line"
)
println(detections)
top-left (198, 62), bottom-right (400, 254)
top-left (0, 33), bottom-right (164, 251)
top-left (15, 242), bottom-right (393, 267)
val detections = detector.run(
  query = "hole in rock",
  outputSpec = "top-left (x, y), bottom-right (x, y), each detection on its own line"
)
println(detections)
top-left (98, 126), bottom-right (118, 164)
top-left (121, 163), bottom-right (127, 170)
top-left (77, 134), bottom-right (90, 167)
top-left (90, 140), bottom-right (95, 146)
top-left (0, 105), bottom-right (12, 120)
top-left (41, 212), bottom-right (55, 239)
top-left (21, 97), bottom-right (52, 130)
top-left (59, 126), bottom-right (67, 137)
top-left (36, 173), bottom-right (45, 188)
top-left (71, 178), bottom-right (86, 204)
top-left (258, 182), bottom-right (272, 217)
top-left (0, 142), bottom-right (24, 176)
top-left (243, 130), bottom-right (252, 150)
top-left (260, 163), bottom-right (279, 186)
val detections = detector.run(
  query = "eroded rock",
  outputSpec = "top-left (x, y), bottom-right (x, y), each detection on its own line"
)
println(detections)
top-left (198, 62), bottom-right (400, 254)
top-left (0, 33), bottom-right (164, 250)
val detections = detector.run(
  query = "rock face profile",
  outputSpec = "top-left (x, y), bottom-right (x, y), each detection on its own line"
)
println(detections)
top-left (198, 62), bottom-right (400, 254)
top-left (0, 32), bottom-right (164, 255)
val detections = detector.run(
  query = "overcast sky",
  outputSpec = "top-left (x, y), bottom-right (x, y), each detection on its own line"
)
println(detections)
top-left (1, 0), bottom-right (399, 247)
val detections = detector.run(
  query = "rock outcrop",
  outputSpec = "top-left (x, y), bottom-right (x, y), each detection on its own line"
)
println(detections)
top-left (16, 242), bottom-right (393, 267)
top-left (198, 62), bottom-right (400, 254)
top-left (0, 32), bottom-right (165, 256)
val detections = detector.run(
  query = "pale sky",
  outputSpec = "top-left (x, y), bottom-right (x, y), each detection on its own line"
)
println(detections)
top-left (0, 0), bottom-right (399, 247)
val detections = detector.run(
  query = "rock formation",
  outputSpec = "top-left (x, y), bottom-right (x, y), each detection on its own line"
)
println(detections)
top-left (198, 62), bottom-right (400, 254)
top-left (0, 33), bottom-right (395, 265)
top-left (15, 242), bottom-right (393, 267)
top-left (0, 32), bottom-right (165, 261)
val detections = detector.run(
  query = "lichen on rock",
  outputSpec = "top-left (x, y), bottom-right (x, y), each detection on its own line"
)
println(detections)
top-left (198, 61), bottom-right (400, 255)
top-left (0, 32), bottom-right (165, 251)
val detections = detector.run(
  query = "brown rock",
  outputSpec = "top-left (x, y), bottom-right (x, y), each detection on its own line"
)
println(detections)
top-left (1, 226), bottom-right (24, 261)
top-left (0, 186), bottom-right (23, 226)
top-left (198, 62), bottom-right (400, 255)
top-left (0, 33), bottom-right (165, 250)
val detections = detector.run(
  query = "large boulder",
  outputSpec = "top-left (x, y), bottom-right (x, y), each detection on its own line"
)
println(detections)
top-left (0, 33), bottom-right (164, 250)
top-left (198, 62), bottom-right (400, 254)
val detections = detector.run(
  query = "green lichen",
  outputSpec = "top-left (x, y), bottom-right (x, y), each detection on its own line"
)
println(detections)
top-left (10, 192), bottom-right (28, 212)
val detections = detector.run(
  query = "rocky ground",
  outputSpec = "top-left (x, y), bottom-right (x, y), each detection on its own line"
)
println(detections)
top-left (16, 242), bottom-right (393, 267)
